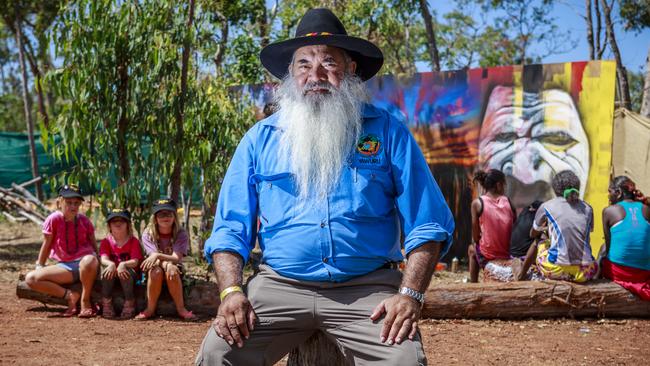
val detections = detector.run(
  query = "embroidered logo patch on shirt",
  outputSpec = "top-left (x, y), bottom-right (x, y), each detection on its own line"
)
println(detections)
top-left (357, 134), bottom-right (381, 156)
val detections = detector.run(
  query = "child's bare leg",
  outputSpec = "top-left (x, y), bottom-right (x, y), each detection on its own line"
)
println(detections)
top-left (164, 268), bottom-right (190, 316)
top-left (79, 255), bottom-right (99, 310)
top-left (468, 244), bottom-right (479, 283)
top-left (25, 266), bottom-right (79, 310)
top-left (143, 266), bottom-right (163, 316)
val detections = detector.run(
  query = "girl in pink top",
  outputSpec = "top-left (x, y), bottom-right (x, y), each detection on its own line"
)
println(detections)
top-left (468, 169), bottom-right (515, 282)
top-left (25, 185), bottom-right (99, 317)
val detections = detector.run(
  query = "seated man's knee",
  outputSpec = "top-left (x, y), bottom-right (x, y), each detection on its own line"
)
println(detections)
top-left (196, 328), bottom-right (240, 366)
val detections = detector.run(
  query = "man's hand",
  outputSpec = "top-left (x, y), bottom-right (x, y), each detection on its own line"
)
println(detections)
top-left (102, 262), bottom-right (117, 280)
top-left (116, 262), bottom-right (130, 280)
top-left (212, 292), bottom-right (256, 348)
top-left (370, 294), bottom-right (421, 345)
top-left (140, 253), bottom-right (158, 271)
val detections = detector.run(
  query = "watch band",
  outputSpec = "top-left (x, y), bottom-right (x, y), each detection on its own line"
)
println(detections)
top-left (399, 286), bottom-right (424, 304)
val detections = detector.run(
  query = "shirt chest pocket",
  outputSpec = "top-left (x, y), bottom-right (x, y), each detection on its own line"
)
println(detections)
top-left (250, 172), bottom-right (297, 229)
top-left (350, 167), bottom-right (395, 219)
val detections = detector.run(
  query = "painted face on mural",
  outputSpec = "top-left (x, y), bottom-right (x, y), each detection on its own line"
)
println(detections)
top-left (478, 85), bottom-right (589, 208)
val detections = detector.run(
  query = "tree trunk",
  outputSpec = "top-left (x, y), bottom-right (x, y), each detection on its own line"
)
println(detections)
top-left (641, 46), bottom-right (650, 118)
top-left (594, 0), bottom-right (605, 58)
top-left (14, 18), bottom-right (43, 201)
top-left (418, 0), bottom-right (441, 71)
top-left (601, 0), bottom-right (631, 109)
top-left (585, 0), bottom-right (595, 60)
top-left (170, 0), bottom-right (195, 203)
top-left (423, 280), bottom-right (650, 319)
top-left (21, 34), bottom-right (49, 129)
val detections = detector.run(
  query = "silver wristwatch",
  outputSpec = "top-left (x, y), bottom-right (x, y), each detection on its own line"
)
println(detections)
top-left (398, 286), bottom-right (424, 304)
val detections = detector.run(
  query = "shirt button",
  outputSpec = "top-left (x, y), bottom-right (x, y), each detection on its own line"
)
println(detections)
top-left (320, 221), bottom-right (326, 228)
top-left (323, 257), bottom-right (328, 263)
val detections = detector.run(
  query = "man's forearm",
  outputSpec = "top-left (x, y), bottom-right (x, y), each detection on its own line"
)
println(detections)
top-left (401, 241), bottom-right (442, 293)
top-left (212, 251), bottom-right (244, 293)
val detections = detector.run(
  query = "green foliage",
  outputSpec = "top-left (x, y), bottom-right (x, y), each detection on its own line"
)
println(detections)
top-left (46, 0), bottom-right (254, 232)
top-left (618, 0), bottom-right (650, 32)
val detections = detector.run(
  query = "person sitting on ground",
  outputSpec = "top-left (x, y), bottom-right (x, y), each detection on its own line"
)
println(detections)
top-left (25, 185), bottom-right (99, 318)
top-left (468, 169), bottom-right (516, 282)
top-left (513, 170), bottom-right (597, 282)
top-left (137, 198), bottom-right (196, 321)
top-left (99, 209), bottom-right (143, 319)
top-left (601, 176), bottom-right (650, 300)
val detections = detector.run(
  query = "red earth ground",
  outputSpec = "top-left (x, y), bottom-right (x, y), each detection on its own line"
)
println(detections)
top-left (1, 220), bottom-right (649, 365)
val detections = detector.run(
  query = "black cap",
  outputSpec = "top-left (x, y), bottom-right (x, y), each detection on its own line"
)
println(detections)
top-left (58, 184), bottom-right (84, 200)
top-left (106, 208), bottom-right (131, 223)
top-left (152, 198), bottom-right (177, 215)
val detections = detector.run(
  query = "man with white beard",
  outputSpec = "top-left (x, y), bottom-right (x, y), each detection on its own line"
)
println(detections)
top-left (196, 8), bottom-right (455, 365)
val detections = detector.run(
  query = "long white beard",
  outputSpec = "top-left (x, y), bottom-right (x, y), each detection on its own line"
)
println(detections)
top-left (275, 75), bottom-right (368, 200)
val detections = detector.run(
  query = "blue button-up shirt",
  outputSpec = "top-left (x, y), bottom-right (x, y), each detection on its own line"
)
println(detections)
top-left (204, 103), bottom-right (455, 282)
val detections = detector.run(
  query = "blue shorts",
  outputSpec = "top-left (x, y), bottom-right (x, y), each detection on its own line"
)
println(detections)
top-left (57, 260), bottom-right (81, 282)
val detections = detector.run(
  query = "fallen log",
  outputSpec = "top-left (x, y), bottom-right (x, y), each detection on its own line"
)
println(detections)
top-left (423, 280), bottom-right (650, 319)
top-left (16, 277), bottom-right (220, 317)
top-left (11, 182), bottom-right (50, 214)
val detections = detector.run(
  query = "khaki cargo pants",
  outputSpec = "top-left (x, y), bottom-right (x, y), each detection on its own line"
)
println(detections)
top-left (195, 265), bottom-right (426, 365)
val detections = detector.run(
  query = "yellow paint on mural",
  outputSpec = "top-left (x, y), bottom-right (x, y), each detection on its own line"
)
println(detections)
top-left (578, 60), bottom-right (616, 255)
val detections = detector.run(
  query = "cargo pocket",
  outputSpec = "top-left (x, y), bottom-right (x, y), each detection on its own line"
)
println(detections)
top-left (250, 172), bottom-right (297, 229)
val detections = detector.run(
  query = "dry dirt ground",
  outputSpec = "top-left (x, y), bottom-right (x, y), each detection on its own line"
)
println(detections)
top-left (2, 219), bottom-right (650, 365)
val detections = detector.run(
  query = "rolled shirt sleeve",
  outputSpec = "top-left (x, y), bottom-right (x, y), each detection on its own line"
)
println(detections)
top-left (388, 118), bottom-right (455, 257)
top-left (203, 128), bottom-right (258, 264)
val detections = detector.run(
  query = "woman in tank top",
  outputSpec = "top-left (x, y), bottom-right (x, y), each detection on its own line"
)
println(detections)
top-left (602, 176), bottom-right (650, 301)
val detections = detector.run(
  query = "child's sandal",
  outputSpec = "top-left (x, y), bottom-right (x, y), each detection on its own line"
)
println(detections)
top-left (61, 289), bottom-right (77, 318)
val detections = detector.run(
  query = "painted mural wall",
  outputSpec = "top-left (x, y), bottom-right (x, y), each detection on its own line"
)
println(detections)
top-left (241, 60), bottom-right (617, 260)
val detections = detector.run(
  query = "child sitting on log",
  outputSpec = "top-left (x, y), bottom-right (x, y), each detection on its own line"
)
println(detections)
top-left (468, 169), bottom-right (516, 282)
top-left (25, 185), bottom-right (99, 318)
top-left (136, 198), bottom-right (196, 321)
top-left (601, 176), bottom-right (650, 300)
top-left (99, 208), bottom-right (143, 319)
top-left (512, 170), bottom-right (597, 282)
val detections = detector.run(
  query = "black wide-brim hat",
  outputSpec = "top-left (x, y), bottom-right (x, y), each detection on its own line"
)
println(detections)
top-left (260, 8), bottom-right (384, 81)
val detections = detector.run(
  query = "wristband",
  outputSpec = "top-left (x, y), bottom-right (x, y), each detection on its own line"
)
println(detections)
top-left (219, 285), bottom-right (243, 301)
top-left (35, 263), bottom-right (44, 270)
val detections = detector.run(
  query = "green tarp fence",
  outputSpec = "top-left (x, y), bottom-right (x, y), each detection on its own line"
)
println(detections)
top-left (0, 132), bottom-right (68, 196)
top-left (0, 132), bottom-right (202, 204)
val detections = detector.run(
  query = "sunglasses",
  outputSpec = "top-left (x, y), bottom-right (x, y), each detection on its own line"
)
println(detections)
top-left (156, 211), bottom-right (174, 218)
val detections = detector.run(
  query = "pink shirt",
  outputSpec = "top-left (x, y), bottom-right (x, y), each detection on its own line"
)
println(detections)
top-left (478, 195), bottom-right (514, 260)
top-left (99, 235), bottom-right (143, 267)
top-left (42, 211), bottom-right (96, 262)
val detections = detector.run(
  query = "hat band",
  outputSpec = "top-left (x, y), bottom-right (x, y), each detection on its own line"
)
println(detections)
top-left (302, 32), bottom-right (333, 37)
